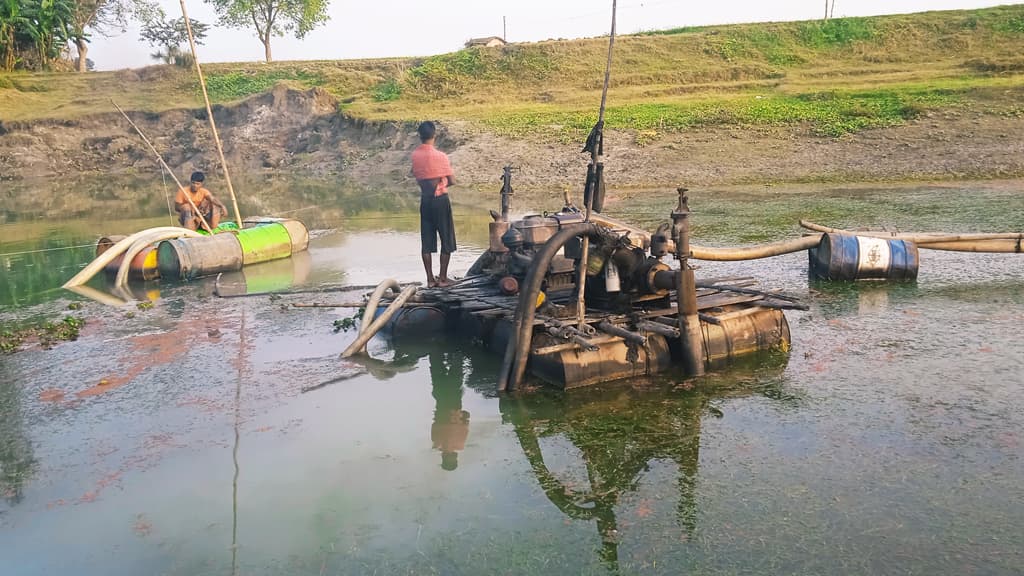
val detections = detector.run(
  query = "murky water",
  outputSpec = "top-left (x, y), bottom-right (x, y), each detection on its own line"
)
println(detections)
top-left (1, 176), bottom-right (1023, 575)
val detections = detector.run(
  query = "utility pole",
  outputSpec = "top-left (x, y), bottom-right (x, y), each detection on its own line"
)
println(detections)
top-left (503, 16), bottom-right (507, 41)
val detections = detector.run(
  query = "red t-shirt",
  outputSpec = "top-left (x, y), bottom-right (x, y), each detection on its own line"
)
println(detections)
top-left (411, 144), bottom-right (453, 197)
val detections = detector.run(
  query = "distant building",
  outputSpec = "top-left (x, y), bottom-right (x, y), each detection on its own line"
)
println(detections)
top-left (464, 36), bottom-right (507, 48)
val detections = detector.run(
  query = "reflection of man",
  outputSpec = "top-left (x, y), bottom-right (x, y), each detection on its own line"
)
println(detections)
top-left (429, 350), bottom-right (469, 471)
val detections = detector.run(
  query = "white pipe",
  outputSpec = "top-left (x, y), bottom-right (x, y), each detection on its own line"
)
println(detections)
top-left (359, 279), bottom-right (401, 335)
top-left (800, 220), bottom-right (1024, 244)
top-left (114, 229), bottom-right (203, 287)
top-left (340, 286), bottom-right (418, 358)
top-left (63, 227), bottom-right (199, 288)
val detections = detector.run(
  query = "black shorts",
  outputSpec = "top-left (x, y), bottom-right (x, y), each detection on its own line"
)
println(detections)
top-left (420, 193), bottom-right (457, 254)
top-left (179, 207), bottom-right (214, 226)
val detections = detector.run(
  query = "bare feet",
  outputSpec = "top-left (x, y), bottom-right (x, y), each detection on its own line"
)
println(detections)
top-left (435, 277), bottom-right (455, 288)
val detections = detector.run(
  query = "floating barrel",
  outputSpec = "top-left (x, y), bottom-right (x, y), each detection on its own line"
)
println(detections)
top-left (236, 223), bottom-right (293, 265)
top-left (810, 233), bottom-right (919, 281)
top-left (157, 233), bottom-right (243, 280)
top-left (279, 219), bottom-right (310, 253)
top-left (530, 333), bottom-right (673, 389)
top-left (701, 307), bottom-right (791, 369)
top-left (95, 235), bottom-right (127, 257)
top-left (102, 245), bottom-right (159, 281)
top-left (377, 305), bottom-right (448, 337)
top-left (96, 235), bottom-right (160, 281)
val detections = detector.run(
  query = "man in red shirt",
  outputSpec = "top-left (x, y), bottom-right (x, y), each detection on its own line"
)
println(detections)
top-left (411, 121), bottom-right (457, 288)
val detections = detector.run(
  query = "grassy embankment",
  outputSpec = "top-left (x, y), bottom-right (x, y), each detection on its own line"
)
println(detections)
top-left (1, 5), bottom-right (1023, 142)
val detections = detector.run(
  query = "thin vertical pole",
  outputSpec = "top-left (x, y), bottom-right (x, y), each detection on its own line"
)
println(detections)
top-left (179, 0), bottom-right (243, 228)
top-left (575, 0), bottom-right (617, 329)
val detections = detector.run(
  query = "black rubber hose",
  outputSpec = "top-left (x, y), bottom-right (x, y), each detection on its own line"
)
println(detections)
top-left (506, 223), bottom-right (601, 391)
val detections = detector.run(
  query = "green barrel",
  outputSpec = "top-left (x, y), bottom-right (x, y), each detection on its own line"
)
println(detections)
top-left (157, 233), bottom-right (244, 280)
top-left (236, 223), bottom-right (293, 265)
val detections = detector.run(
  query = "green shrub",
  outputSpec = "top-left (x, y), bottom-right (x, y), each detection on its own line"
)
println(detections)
top-left (371, 78), bottom-right (402, 102)
top-left (995, 14), bottom-right (1024, 33)
top-left (797, 17), bottom-right (876, 47)
top-left (203, 69), bottom-right (324, 101)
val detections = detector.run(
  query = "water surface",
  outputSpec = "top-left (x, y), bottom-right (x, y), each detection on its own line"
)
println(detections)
top-left (1, 176), bottom-right (1022, 575)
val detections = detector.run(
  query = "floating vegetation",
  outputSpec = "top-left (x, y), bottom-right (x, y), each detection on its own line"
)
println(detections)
top-left (0, 316), bottom-right (85, 353)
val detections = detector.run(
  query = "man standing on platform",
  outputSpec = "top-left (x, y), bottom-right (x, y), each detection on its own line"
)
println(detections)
top-left (411, 121), bottom-right (457, 288)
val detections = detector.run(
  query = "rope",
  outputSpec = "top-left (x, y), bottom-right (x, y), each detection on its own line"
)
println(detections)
top-left (0, 243), bottom-right (96, 257)
top-left (161, 168), bottom-right (175, 226)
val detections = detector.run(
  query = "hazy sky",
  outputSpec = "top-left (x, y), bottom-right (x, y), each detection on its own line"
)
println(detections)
top-left (87, 0), bottom-right (1014, 70)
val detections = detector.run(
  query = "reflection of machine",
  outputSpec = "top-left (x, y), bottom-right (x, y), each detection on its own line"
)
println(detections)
top-left (500, 359), bottom-right (789, 569)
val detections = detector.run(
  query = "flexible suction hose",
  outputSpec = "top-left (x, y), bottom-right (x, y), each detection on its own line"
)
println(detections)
top-left (360, 279), bottom-right (401, 330)
top-left (502, 223), bottom-right (601, 392)
top-left (114, 229), bottom-right (204, 287)
top-left (64, 227), bottom-right (201, 289)
top-left (340, 285), bottom-right (418, 358)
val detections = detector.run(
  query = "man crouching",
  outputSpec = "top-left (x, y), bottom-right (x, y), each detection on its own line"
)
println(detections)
top-left (175, 171), bottom-right (227, 232)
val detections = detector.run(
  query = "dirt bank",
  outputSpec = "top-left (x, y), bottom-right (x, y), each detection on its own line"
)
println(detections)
top-left (1, 86), bottom-right (1023, 191)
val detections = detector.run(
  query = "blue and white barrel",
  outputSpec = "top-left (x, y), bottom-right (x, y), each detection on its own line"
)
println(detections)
top-left (810, 233), bottom-right (919, 281)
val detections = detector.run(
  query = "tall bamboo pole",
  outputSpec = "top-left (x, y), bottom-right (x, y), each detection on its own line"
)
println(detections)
top-left (179, 0), bottom-right (243, 228)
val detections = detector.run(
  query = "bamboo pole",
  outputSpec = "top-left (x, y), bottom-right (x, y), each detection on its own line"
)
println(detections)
top-left (112, 100), bottom-right (212, 233)
top-left (179, 0), bottom-right (243, 228)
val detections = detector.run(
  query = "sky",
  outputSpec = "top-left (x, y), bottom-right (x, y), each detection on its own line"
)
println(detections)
top-left (87, 0), bottom-right (1015, 70)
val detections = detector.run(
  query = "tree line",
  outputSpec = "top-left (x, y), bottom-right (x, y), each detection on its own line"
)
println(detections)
top-left (0, 0), bottom-right (329, 73)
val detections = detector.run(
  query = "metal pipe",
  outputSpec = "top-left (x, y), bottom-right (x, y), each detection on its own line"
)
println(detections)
top-left (505, 224), bottom-right (600, 391)
top-left (672, 189), bottom-right (705, 377)
top-left (596, 321), bottom-right (647, 345)
top-left (636, 320), bottom-right (679, 338)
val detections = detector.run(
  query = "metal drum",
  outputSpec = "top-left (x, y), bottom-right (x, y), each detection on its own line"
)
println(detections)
top-left (702, 307), bottom-right (791, 368)
top-left (530, 333), bottom-right (673, 389)
top-left (377, 305), bottom-right (448, 337)
top-left (95, 235), bottom-right (127, 257)
top-left (280, 219), bottom-right (310, 254)
top-left (102, 245), bottom-right (159, 281)
top-left (157, 233), bottom-right (244, 280)
top-left (810, 233), bottom-right (919, 281)
top-left (236, 223), bottom-right (293, 265)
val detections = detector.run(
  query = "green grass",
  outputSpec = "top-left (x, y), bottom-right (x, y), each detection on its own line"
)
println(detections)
top-left (0, 4), bottom-right (1022, 137)
top-left (482, 86), bottom-right (962, 138)
top-left (203, 69), bottom-right (325, 101)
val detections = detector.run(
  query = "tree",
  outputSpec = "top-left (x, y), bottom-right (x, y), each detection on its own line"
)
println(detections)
top-left (207, 0), bottom-right (330, 62)
top-left (0, 0), bottom-right (27, 71)
top-left (140, 15), bottom-right (208, 66)
top-left (68, 0), bottom-right (160, 72)
top-left (23, 0), bottom-right (76, 70)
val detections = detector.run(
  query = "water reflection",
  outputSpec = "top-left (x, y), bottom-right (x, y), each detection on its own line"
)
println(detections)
top-left (0, 361), bottom-right (35, 509)
top-left (500, 357), bottom-right (793, 571)
top-left (429, 350), bottom-right (470, 472)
